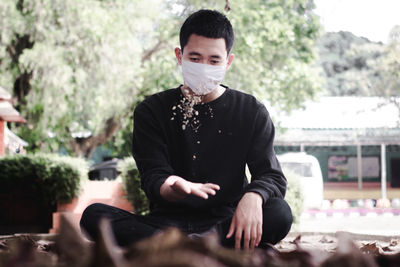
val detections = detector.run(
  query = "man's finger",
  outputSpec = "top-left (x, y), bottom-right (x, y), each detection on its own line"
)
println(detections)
top-left (190, 188), bottom-right (209, 199)
top-left (256, 223), bottom-right (262, 246)
top-left (250, 226), bottom-right (257, 249)
top-left (205, 183), bottom-right (220, 190)
top-left (243, 226), bottom-right (251, 250)
top-left (226, 218), bottom-right (236, 238)
top-left (235, 227), bottom-right (243, 250)
top-left (201, 187), bottom-right (217, 196)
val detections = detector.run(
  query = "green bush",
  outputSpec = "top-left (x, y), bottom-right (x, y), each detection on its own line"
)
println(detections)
top-left (0, 154), bottom-right (87, 205)
top-left (118, 157), bottom-right (149, 215)
top-left (284, 169), bottom-right (304, 224)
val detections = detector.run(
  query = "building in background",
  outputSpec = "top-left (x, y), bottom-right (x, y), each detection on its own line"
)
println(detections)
top-left (0, 87), bottom-right (26, 156)
top-left (271, 96), bottom-right (400, 199)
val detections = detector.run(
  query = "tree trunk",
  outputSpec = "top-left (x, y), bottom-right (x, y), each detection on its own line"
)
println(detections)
top-left (70, 117), bottom-right (121, 159)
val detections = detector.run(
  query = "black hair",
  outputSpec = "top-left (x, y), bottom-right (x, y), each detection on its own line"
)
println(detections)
top-left (179, 9), bottom-right (234, 54)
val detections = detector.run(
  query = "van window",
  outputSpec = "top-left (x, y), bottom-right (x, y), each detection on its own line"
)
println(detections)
top-left (281, 162), bottom-right (313, 177)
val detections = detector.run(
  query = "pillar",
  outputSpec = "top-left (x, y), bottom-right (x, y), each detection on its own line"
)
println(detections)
top-left (381, 143), bottom-right (387, 199)
top-left (357, 143), bottom-right (362, 189)
top-left (0, 120), bottom-right (4, 156)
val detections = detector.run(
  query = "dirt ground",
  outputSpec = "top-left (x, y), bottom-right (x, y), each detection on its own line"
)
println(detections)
top-left (1, 212), bottom-right (400, 267)
top-left (280, 231), bottom-right (400, 254)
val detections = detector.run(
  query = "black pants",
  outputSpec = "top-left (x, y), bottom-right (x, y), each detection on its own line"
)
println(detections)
top-left (80, 198), bottom-right (293, 248)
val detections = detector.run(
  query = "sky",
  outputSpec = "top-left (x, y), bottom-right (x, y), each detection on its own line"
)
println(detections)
top-left (313, 0), bottom-right (400, 43)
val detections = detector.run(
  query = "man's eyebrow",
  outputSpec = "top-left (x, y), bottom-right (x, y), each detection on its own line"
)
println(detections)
top-left (210, 55), bottom-right (222, 59)
top-left (188, 51), bottom-right (202, 56)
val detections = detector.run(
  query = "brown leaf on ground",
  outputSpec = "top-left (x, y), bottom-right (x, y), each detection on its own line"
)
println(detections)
top-left (290, 234), bottom-right (302, 244)
top-left (89, 218), bottom-right (128, 267)
top-left (0, 240), bottom-right (8, 251)
top-left (360, 242), bottom-right (383, 256)
top-left (320, 236), bottom-right (335, 244)
top-left (322, 234), bottom-right (379, 267)
top-left (126, 228), bottom-right (256, 267)
top-left (56, 213), bottom-right (91, 267)
top-left (376, 252), bottom-right (400, 267)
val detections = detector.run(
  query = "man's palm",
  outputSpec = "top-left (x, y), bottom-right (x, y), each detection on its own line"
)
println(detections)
top-left (161, 175), bottom-right (220, 201)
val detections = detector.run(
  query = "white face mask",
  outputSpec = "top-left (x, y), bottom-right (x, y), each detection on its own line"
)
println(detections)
top-left (181, 59), bottom-right (226, 95)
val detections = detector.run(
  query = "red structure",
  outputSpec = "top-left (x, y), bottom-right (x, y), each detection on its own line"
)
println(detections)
top-left (0, 87), bottom-right (26, 156)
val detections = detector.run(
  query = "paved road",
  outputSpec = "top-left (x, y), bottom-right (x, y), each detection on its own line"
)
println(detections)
top-left (294, 214), bottom-right (400, 236)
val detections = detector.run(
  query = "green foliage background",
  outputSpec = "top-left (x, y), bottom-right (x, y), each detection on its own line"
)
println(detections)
top-left (118, 157), bottom-right (149, 214)
top-left (1, 0), bottom-right (323, 157)
top-left (283, 170), bottom-right (304, 224)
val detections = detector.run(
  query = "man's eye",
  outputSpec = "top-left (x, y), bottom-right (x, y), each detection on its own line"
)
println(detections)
top-left (211, 60), bottom-right (220, 64)
top-left (190, 58), bottom-right (200, 62)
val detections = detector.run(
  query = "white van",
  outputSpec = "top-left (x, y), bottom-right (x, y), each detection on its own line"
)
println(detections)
top-left (277, 152), bottom-right (324, 209)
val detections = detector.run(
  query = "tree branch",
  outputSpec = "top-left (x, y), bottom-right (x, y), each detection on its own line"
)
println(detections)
top-left (70, 116), bottom-right (121, 159)
top-left (141, 40), bottom-right (165, 63)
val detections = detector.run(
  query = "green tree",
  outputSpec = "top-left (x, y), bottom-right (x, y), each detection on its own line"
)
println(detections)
top-left (317, 31), bottom-right (384, 96)
top-left (1, 0), bottom-right (322, 158)
top-left (1, 0), bottom-right (173, 157)
top-left (373, 25), bottom-right (400, 124)
top-left (107, 0), bottom-right (323, 156)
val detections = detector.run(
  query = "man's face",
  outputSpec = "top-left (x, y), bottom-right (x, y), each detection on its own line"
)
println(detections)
top-left (175, 34), bottom-right (234, 68)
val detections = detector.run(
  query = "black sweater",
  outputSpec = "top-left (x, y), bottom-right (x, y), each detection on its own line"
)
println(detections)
top-left (132, 85), bottom-right (286, 221)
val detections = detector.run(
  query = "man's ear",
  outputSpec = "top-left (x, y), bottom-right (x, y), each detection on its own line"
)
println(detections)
top-left (174, 47), bottom-right (182, 65)
top-left (226, 53), bottom-right (235, 70)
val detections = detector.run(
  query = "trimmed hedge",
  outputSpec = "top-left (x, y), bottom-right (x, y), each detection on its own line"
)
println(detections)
top-left (284, 169), bottom-right (304, 224)
top-left (118, 157), bottom-right (149, 215)
top-left (0, 154), bottom-right (88, 205)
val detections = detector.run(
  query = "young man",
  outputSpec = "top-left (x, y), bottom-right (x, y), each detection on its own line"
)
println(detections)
top-left (80, 9), bottom-right (292, 250)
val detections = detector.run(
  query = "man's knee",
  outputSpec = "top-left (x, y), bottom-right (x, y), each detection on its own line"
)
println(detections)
top-left (80, 203), bottom-right (106, 224)
top-left (262, 198), bottom-right (293, 244)
top-left (80, 203), bottom-right (110, 238)
top-left (265, 198), bottom-right (293, 225)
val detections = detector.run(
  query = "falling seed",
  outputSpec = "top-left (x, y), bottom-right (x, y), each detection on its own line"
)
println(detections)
top-left (182, 125), bottom-right (186, 130)
top-left (172, 106), bottom-right (176, 110)
top-left (192, 155), bottom-right (196, 160)
top-left (171, 117), bottom-right (174, 120)
top-left (218, 130), bottom-right (222, 134)
top-left (197, 141), bottom-right (200, 144)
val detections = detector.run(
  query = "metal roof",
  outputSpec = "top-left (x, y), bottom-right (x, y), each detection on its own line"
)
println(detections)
top-left (270, 97), bottom-right (400, 129)
top-left (0, 101), bottom-right (26, 123)
top-left (0, 86), bottom-right (11, 101)
top-left (4, 126), bottom-right (28, 147)
top-left (268, 97), bottom-right (400, 146)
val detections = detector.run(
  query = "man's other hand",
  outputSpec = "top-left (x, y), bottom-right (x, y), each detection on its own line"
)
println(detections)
top-left (160, 175), bottom-right (220, 201)
top-left (226, 192), bottom-right (263, 250)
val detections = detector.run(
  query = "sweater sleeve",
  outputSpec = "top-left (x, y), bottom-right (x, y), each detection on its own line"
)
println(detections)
top-left (245, 104), bottom-right (286, 203)
top-left (132, 101), bottom-right (174, 203)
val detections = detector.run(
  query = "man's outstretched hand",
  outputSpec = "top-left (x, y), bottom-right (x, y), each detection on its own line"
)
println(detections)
top-left (226, 192), bottom-right (263, 250)
top-left (160, 175), bottom-right (220, 202)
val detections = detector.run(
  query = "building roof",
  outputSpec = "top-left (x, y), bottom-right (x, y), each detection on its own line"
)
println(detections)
top-left (272, 97), bottom-right (399, 129)
top-left (269, 97), bottom-right (400, 146)
top-left (0, 86), bottom-right (11, 101)
top-left (0, 101), bottom-right (26, 123)
top-left (4, 126), bottom-right (28, 147)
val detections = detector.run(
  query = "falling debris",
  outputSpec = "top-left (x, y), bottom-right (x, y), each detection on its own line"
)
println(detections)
top-left (171, 87), bottom-right (214, 132)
